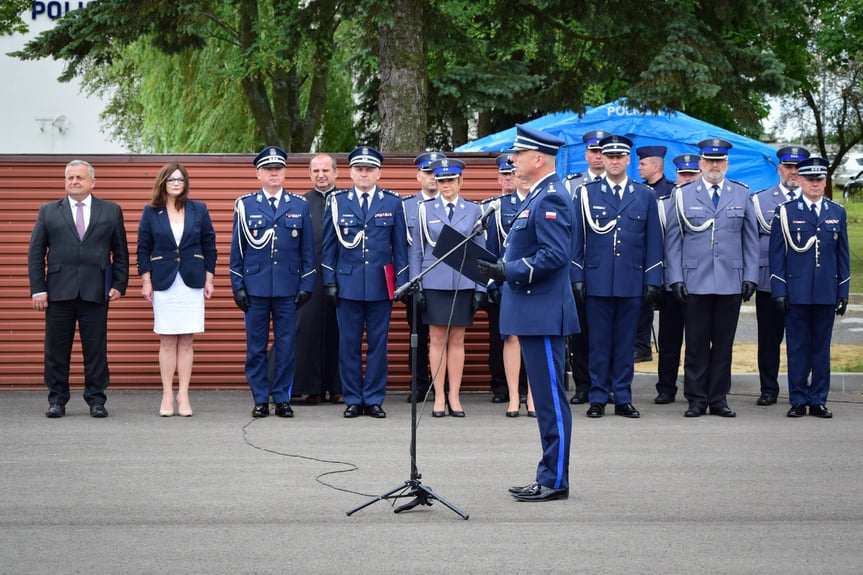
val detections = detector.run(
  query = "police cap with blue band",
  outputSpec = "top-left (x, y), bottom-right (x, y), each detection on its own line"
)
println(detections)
top-left (776, 146), bottom-right (810, 165)
top-left (414, 151), bottom-right (447, 172)
top-left (496, 154), bottom-right (515, 174)
top-left (698, 138), bottom-right (733, 159)
top-left (582, 130), bottom-right (609, 150)
top-left (429, 158), bottom-right (466, 180)
top-left (673, 154), bottom-right (701, 173)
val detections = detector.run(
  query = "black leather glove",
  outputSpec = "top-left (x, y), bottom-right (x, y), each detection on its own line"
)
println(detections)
top-left (642, 285), bottom-right (660, 309)
top-left (741, 281), bottom-right (757, 302)
top-left (670, 282), bottom-right (688, 304)
top-left (572, 282), bottom-right (586, 306)
top-left (476, 259), bottom-right (506, 283)
top-left (472, 291), bottom-right (488, 315)
top-left (415, 289), bottom-right (426, 311)
top-left (487, 287), bottom-right (501, 305)
top-left (232, 288), bottom-right (251, 312)
top-left (773, 296), bottom-right (789, 314)
top-left (294, 290), bottom-right (312, 310)
top-left (323, 283), bottom-right (339, 308)
top-left (836, 298), bottom-right (848, 316)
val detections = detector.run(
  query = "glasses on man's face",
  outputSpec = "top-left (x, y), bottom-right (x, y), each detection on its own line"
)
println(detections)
top-left (166, 177), bottom-right (185, 184)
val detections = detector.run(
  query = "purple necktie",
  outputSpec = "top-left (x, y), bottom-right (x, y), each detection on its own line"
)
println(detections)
top-left (75, 201), bottom-right (85, 239)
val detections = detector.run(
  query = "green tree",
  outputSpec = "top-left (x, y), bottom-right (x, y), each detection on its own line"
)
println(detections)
top-left (10, 0), bottom-right (351, 153)
top-left (0, 0), bottom-right (30, 35)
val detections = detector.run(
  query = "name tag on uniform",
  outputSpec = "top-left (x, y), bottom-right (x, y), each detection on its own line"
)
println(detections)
top-left (726, 205), bottom-right (743, 211)
top-left (792, 220), bottom-right (806, 224)
top-left (284, 213), bottom-right (302, 218)
top-left (517, 210), bottom-right (530, 219)
top-left (375, 212), bottom-right (393, 218)
top-left (825, 219), bottom-right (839, 224)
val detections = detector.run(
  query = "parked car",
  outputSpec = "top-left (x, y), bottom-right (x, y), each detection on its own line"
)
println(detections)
top-left (843, 170), bottom-right (863, 201)
top-left (833, 152), bottom-right (863, 187)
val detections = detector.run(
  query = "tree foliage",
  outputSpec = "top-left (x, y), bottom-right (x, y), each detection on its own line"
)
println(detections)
top-left (0, 0), bottom-right (30, 35)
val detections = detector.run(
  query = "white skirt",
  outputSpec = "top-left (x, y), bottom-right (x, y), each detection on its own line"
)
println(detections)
top-left (153, 274), bottom-right (205, 335)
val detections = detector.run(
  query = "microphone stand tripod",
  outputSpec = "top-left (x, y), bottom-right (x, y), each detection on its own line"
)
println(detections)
top-left (345, 223), bottom-right (488, 520)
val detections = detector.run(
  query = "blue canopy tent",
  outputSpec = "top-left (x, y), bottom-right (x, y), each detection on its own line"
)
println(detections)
top-left (455, 100), bottom-right (780, 192)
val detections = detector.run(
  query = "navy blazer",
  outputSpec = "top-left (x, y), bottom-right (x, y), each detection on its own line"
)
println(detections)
top-left (137, 199), bottom-right (217, 291)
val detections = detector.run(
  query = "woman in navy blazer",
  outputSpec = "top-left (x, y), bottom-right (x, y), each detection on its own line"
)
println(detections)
top-left (137, 163), bottom-right (217, 417)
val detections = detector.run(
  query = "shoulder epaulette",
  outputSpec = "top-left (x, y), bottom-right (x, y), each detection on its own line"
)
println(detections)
top-left (402, 193), bottom-right (418, 201)
top-left (481, 193), bottom-right (507, 205)
top-left (753, 188), bottom-right (768, 196)
top-left (330, 188), bottom-right (350, 196)
top-left (729, 178), bottom-right (750, 189)
top-left (462, 198), bottom-right (479, 206)
top-left (565, 172), bottom-right (583, 180)
top-left (382, 188), bottom-right (401, 197)
top-left (287, 192), bottom-right (307, 202)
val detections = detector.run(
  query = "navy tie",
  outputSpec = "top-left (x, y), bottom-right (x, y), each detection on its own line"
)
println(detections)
top-left (787, 190), bottom-right (796, 202)
top-left (447, 202), bottom-right (455, 222)
top-left (810, 202), bottom-right (818, 219)
top-left (269, 196), bottom-right (277, 213)
top-left (711, 185), bottom-right (720, 207)
top-left (361, 193), bottom-right (369, 218)
top-left (613, 185), bottom-right (621, 200)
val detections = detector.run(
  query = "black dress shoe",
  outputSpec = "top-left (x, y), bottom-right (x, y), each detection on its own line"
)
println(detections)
top-left (45, 404), bottom-right (65, 418)
top-left (654, 392), bottom-right (676, 404)
top-left (570, 391), bottom-right (588, 405)
top-left (509, 480), bottom-right (539, 495)
top-left (90, 404), bottom-right (108, 418)
top-left (432, 411), bottom-right (446, 418)
top-left (491, 394), bottom-right (508, 404)
top-left (614, 403), bottom-right (640, 418)
top-left (448, 407), bottom-right (465, 418)
top-left (787, 404), bottom-right (807, 418)
top-left (756, 393), bottom-right (778, 406)
top-left (343, 404), bottom-right (362, 418)
top-left (252, 403), bottom-right (269, 418)
top-left (275, 402), bottom-right (294, 418)
top-left (709, 406), bottom-right (736, 418)
top-left (633, 352), bottom-right (653, 363)
top-left (586, 403), bottom-right (605, 418)
top-left (684, 407), bottom-right (703, 417)
top-left (505, 410), bottom-right (519, 418)
top-left (809, 404), bottom-right (833, 418)
top-left (527, 411), bottom-right (536, 418)
top-left (365, 404), bottom-right (386, 418)
top-left (512, 483), bottom-right (569, 502)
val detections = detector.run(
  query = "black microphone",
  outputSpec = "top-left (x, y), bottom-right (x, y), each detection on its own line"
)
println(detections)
top-left (472, 200), bottom-right (499, 234)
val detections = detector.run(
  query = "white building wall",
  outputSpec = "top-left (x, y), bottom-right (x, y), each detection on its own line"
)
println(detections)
top-left (0, 2), bottom-right (129, 153)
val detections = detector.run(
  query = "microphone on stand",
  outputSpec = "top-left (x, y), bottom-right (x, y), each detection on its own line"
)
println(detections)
top-left (471, 200), bottom-right (499, 234)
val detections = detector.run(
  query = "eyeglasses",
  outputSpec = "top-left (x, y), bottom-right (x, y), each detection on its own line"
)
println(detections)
top-left (166, 177), bottom-right (185, 184)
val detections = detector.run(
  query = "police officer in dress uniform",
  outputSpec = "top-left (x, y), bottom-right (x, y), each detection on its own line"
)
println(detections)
top-left (230, 146), bottom-right (316, 418)
top-left (566, 130), bottom-right (609, 404)
top-left (402, 152), bottom-right (446, 403)
top-left (633, 146), bottom-right (676, 363)
top-left (572, 135), bottom-right (663, 419)
top-left (485, 154), bottom-right (529, 409)
top-left (750, 146), bottom-right (810, 406)
top-left (769, 157), bottom-right (849, 419)
top-left (293, 153), bottom-right (342, 404)
top-left (477, 124), bottom-right (579, 502)
top-left (322, 146), bottom-right (409, 419)
top-left (664, 139), bottom-right (759, 418)
top-left (653, 154), bottom-right (702, 404)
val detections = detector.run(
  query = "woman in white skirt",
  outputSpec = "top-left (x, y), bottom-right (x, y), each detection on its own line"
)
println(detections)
top-left (137, 163), bottom-right (217, 416)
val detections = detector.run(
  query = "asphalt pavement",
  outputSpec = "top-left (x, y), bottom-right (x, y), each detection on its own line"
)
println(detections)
top-left (2, 371), bottom-right (862, 574)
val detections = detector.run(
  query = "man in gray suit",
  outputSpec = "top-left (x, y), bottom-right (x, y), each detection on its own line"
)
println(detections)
top-left (29, 160), bottom-right (129, 418)
top-left (664, 139), bottom-right (758, 418)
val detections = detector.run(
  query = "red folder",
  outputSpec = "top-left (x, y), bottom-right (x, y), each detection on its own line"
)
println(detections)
top-left (384, 264), bottom-right (396, 300)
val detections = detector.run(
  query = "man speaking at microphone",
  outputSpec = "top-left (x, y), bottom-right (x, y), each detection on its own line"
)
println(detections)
top-left (477, 125), bottom-right (579, 502)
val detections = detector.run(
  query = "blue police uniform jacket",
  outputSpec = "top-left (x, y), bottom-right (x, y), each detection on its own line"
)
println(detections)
top-left (664, 178), bottom-right (759, 295)
top-left (751, 184), bottom-right (796, 291)
top-left (768, 198), bottom-right (850, 304)
top-left (646, 177), bottom-right (676, 199)
top-left (229, 190), bottom-right (316, 297)
top-left (571, 177), bottom-right (663, 297)
top-left (657, 194), bottom-right (678, 290)
top-left (409, 197), bottom-right (486, 291)
top-left (500, 173), bottom-right (580, 337)
top-left (322, 186), bottom-right (409, 301)
top-left (403, 191), bottom-right (432, 250)
top-left (484, 192), bottom-right (528, 259)
top-left (136, 199), bottom-right (217, 291)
